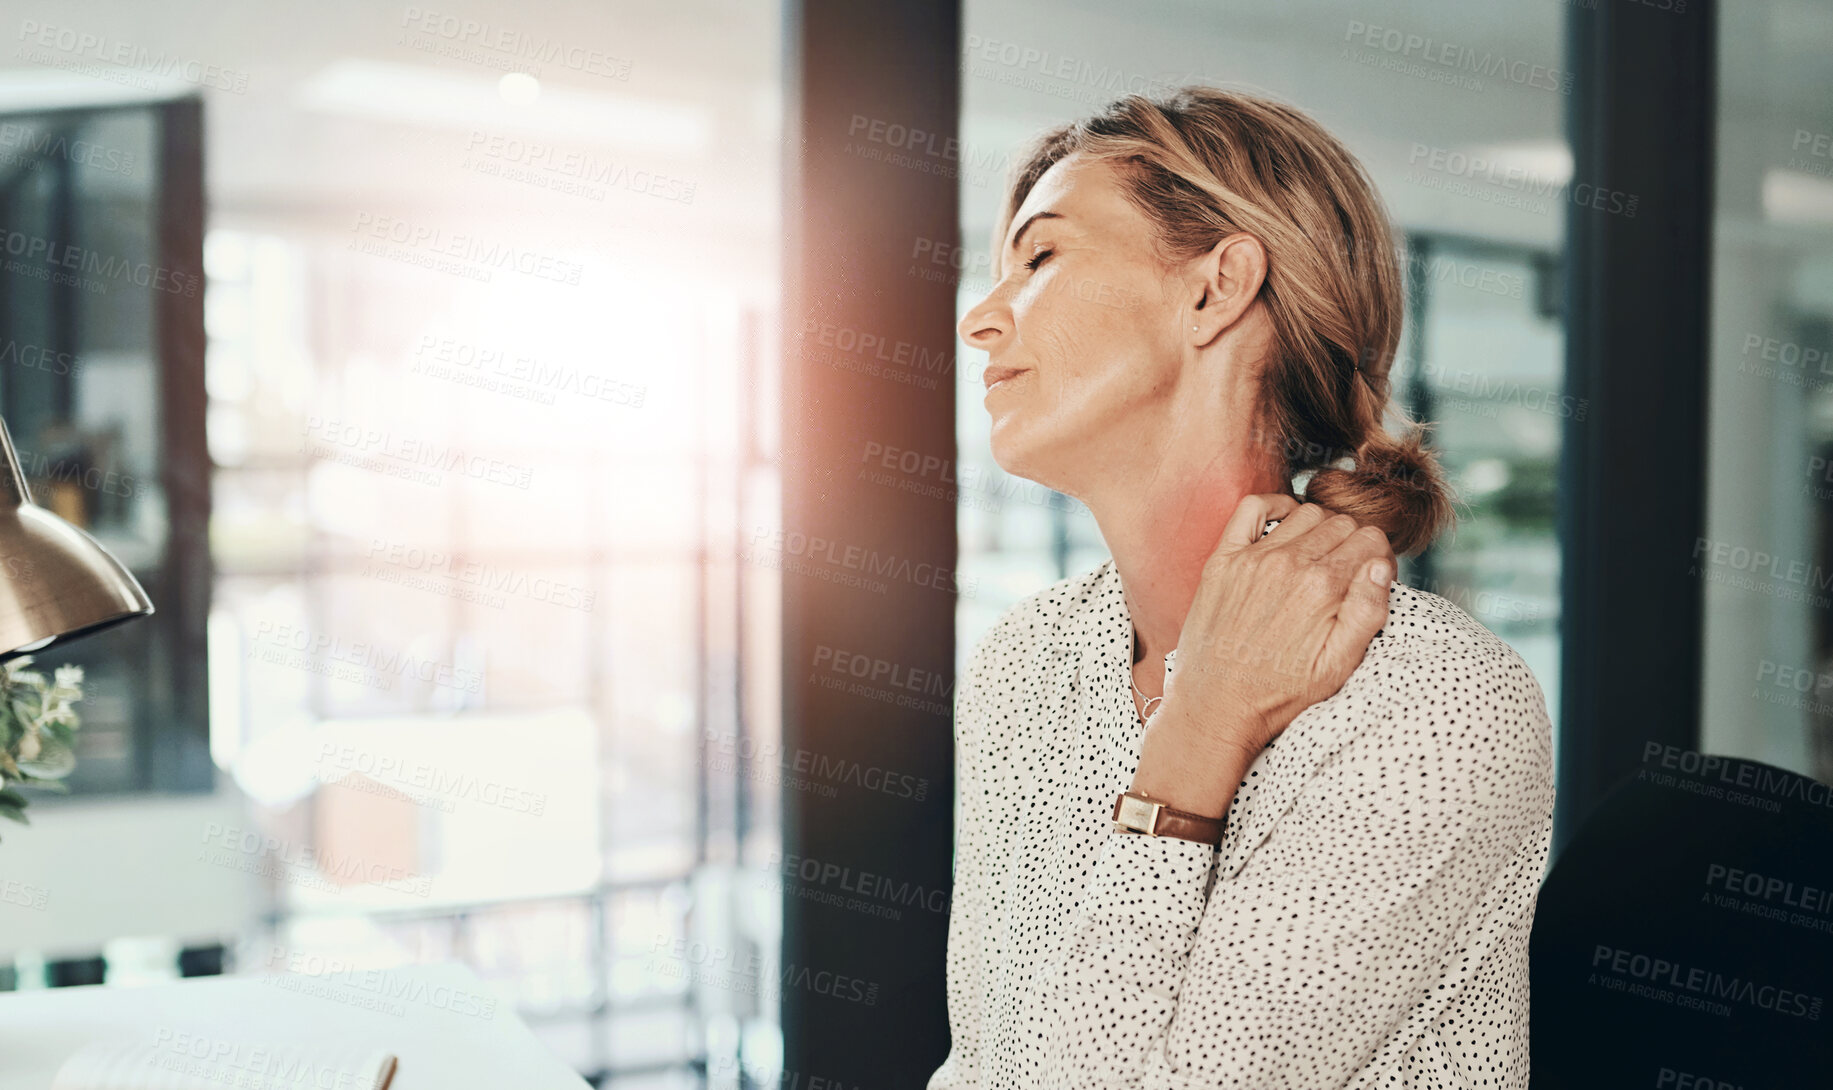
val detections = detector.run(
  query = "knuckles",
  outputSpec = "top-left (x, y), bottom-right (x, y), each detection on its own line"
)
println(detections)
top-left (1254, 546), bottom-right (1298, 578)
top-left (1299, 562), bottom-right (1339, 598)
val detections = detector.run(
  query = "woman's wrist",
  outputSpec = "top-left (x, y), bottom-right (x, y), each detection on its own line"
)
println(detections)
top-left (1128, 697), bottom-right (1265, 820)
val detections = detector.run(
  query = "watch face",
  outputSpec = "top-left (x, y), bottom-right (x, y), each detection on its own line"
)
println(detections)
top-left (1116, 794), bottom-right (1159, 833)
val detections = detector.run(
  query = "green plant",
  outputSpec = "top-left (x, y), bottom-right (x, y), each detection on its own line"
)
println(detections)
top-left (0, 655), bottom-right (85, 835)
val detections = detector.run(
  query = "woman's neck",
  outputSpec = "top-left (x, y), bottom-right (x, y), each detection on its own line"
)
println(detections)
top-left (1099, 506), bottom-right (1232, 674)
top-left (1085, 458), bottom-right (1289, 679)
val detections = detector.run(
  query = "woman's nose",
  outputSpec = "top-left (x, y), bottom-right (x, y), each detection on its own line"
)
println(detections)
top-left (957, 292), bottom-right (1009, 348)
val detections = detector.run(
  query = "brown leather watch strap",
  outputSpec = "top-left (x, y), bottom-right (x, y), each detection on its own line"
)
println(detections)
top-left (1111, 790), bottom-right (1225, 847)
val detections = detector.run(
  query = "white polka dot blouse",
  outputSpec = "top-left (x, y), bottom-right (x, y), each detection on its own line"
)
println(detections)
top-left (926, 557), bottom-right (1557, 1088)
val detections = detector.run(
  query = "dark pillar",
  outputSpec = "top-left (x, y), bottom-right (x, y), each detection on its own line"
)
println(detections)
top-left (1556, 1), bottom-right (1716, 860)
top-left (779, 0), bottom-right (962, 1086)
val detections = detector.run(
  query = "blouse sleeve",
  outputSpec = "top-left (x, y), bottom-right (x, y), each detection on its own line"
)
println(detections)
top-left (1035, 640), bottom-right (1556, 1089)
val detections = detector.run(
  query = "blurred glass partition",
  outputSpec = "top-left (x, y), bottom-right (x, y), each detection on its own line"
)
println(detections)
top-left (1702, 0), bottom-right (1833, 779)
top-left (0, 100), bottom-right (208, 796)
top-left (1394, 234), bottom-right (1563, 723)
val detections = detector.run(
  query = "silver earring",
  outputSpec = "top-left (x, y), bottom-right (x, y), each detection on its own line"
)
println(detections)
top-left (1192, 325), bottom-right (1198, 332)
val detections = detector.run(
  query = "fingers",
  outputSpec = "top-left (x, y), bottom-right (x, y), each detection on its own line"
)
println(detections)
top-left (1287, 512), bottom-right (1364, 563)
top-left (1322, 523), bottom-right (1395, 585)
top-left (1218, 492), bottom-right (1302, 547)
top-left (1309, 523), bottom-right (1394, 601)
top-left (1315, 525), bottom-right (1395, 686)
top-left (1247, 499), bottom-right (1329, 552)
top-left (1317, 558), bottom-right (1393, 682)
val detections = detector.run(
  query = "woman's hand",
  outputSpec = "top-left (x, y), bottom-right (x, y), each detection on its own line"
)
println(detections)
top-left (1170, 494), bottom-right (1396, 750)
top-left (1129, 494), bottom-right (1396, 818)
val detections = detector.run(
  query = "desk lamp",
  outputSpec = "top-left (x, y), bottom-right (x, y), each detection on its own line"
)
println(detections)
top-left (0, 416), bottom-right (154, 659)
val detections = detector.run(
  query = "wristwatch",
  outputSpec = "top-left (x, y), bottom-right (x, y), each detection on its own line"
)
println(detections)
top-left (1111, 789), bottom-right (1225, 846)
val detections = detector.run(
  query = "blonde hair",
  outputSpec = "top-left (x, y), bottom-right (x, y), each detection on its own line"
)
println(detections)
top-left (995, 86), bottom-right (1456, 557)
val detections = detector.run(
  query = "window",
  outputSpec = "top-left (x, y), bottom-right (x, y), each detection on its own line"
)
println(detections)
top-left (1701, 0), bottom-right (1833, 780)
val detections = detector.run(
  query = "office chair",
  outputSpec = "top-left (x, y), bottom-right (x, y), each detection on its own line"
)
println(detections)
top-left (1530, 751), bottom-right (1833, 1087)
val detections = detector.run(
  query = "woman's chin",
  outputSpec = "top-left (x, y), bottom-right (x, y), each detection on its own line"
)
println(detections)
top-left (987, 422), bottom-right (1027, 473)
top-left (988, 427), bottom-right (1057, 490)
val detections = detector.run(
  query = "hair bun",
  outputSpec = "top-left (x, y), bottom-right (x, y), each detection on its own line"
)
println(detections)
top-left (1300, 424), bottom-right (1456, 557)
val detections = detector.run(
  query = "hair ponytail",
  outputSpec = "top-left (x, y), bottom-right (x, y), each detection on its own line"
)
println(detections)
top-left (1301, 374), bottom-right (1456, 557)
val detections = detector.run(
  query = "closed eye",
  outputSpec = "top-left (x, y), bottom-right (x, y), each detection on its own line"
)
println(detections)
top-left (1023, 248), bottom-right (1053, 272)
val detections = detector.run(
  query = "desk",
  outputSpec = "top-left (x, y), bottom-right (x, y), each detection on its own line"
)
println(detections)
top-left (0, 962), bottom-right (591, 1089)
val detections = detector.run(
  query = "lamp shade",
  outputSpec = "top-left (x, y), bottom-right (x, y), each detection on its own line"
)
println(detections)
top-left (0, 416), bottom-right (154, 660)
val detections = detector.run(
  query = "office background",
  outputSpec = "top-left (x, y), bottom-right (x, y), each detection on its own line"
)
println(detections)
top-left (0, 0), bottom-right (1825, 1086)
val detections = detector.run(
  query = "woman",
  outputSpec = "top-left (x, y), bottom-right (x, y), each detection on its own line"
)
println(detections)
top-left (932, 87), bottom-right (1556, 1088)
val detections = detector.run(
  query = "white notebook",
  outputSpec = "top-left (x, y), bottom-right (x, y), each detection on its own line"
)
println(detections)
top-left (51, 1036), bottom-right (397, 1090)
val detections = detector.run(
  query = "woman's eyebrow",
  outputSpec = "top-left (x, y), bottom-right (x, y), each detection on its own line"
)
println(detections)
top-left (1008, 210), bottom-right (1066, 253)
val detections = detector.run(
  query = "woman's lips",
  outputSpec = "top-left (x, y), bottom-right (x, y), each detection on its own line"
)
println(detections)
top-left (983, 366), bottom-right (1028, 391)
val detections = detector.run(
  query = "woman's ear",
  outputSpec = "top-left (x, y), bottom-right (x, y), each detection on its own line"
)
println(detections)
top-left (1192, 233), bottom-right (1268, 333)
